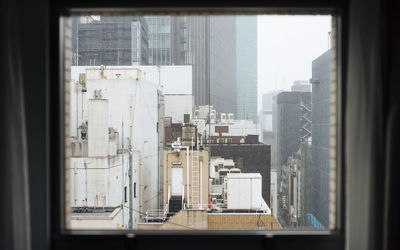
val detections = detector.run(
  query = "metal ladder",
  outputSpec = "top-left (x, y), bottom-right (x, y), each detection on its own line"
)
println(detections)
top-left (191, 138), bottom-right (200, 208)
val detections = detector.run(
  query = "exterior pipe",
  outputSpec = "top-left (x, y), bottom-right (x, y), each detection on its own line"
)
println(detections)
top-left (171, 138), bottom-right (190, 208)
top-left (186, 145), bottom-right (189, 208)
top-left (200, 160), bottom-right (203, 209)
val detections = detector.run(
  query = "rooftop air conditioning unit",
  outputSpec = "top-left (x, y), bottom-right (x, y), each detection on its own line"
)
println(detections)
top-left (228, 113), bottom-right (234, 123)
top-left (220, 113), bottom-right (226, 123)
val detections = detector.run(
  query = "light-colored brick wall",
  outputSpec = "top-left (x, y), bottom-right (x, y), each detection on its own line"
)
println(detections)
top-left (139, 210), bottom-right (207, 230)
top-left (208, 214), bottom-right (282, 230)
top-left (139, 210), bottom-right (282, 230)
top-left (161, 210), bottom-right (207, 230)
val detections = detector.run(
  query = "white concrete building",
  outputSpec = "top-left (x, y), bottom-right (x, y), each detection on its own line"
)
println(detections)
top-left (207, 119), bottom-right (261, 138)
top-left (164, 94), bottom-right (194, 123)
top-left (69, 66), bottom-right (177, 228)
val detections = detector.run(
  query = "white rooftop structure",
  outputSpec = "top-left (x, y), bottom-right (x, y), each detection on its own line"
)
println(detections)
top-left (226, 173), bottom-right (271, 214)
top-left (207, 119), bottom-right (261, 137)
top-left (71, 65), bottom-right (192, 95)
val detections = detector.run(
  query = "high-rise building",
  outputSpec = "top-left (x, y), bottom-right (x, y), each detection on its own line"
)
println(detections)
top-left (235, 16), bottom-right (257, 121)
top-left (147, 16), bottom-right (236, 114)
top-left (262, 90), bottom-right (283, 132)
top-left (261, 90), bottom-right (283, 170)
top-left (174, 16), bottom-right (211, 108)
top-left (72, 16), bottom-right (148, 66)
top-left (276, 91), bottom-right (311, 170)
top-left (291, 80), bottom-right (311, 92)
top-left (145, 16), bottom-right (172, 65)
top-left (310, 49), bottom-right (331, 228)
top-left (209, 16), bottom-right (237, 114)
top-left (275, 90), bottom-right (311, 226)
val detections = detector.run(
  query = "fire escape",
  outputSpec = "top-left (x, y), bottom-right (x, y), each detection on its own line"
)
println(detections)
top-left (300, 101), bottom-right (312, 142)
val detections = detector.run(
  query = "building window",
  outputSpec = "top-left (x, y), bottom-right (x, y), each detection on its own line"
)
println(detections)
top-left (61, 9), bottom-right (340, 237)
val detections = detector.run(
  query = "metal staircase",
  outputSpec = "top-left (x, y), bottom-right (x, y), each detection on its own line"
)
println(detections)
top-left (168, 196), bottom-right (183, 216)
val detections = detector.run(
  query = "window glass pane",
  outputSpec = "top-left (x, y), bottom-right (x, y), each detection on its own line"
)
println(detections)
top-left (65, 14), bottom-right (336, 231)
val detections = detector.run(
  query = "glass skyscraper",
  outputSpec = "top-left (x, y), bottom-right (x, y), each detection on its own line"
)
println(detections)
top-left (209, 16), bottom-right (237, 114)
top-left (146, 16), bottom-right (237, 113)
top-left (144, 16), bottom-right (172, 65)
top-left (235, 16), bottom-right (258, 121)
top-left (72, 16), bottom-right (148, 66)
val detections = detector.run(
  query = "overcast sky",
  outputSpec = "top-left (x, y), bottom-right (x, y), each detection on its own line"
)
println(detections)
top-left (257, 15), bottom-right (332, 112)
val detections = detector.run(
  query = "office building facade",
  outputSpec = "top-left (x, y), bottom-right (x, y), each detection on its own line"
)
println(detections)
top-left (235, 16), bottom-right (257, 121)
top-left (276, 91), bottom-right (312, 170)
top-left (72, 16), bottom-right (148, 66)
top-left (310, 50), bottom-right (331, 228)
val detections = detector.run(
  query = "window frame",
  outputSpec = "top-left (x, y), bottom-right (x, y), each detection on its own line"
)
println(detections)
top-left (50, 1), bottom-right (347, 249)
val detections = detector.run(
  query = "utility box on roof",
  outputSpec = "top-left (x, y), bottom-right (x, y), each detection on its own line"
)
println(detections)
top-left (226, 173), bottom-right (262, 210)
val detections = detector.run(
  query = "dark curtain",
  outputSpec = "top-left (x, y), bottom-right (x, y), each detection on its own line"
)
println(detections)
top-left (347, 0), bottom-right (400, 249)
top-left (0, 1), bottom-right (32, 250)
top-left (382, 0), bottom-right (400, 250)
top-left (346, 0), bottom-right (384, 249)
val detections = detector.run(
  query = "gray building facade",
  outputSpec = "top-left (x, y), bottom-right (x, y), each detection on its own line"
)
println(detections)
top-left (175, 16), bottom-right (211, 108)
top-left (275, 91), bottom-right (311, 226)
top-left (311, 49), bottom-right (331, 228)
top-left (209, 16), bottom-right (237, 114)
top-left (72, 16), bottom-right (148, 66)
top-left (145, 16), bottom-right (236, 113)
top-left (276, 91), bottom-right (312, 170)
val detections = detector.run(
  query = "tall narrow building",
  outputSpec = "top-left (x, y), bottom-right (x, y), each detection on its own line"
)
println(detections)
top-left (209, 16), bottom-right (237, 114)
top-left (310, 49), bottom-right (331, 228)
top-left (276, 91), bottom-right (311, 171)
top-left (235, 16), bottom-right (258, 121)
top-left (174, 16), bottom-right (211, 107)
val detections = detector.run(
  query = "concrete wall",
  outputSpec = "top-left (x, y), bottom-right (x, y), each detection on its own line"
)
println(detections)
top-left (70, 207), bottom-right (124, 229)
top-left (70, 151), bottom-right (139, 228)
top-left (70, 68), bottom-right (162, 213)
top-left (164, 94), bottom-right (194, 123)
top-left (88, 98), bottom-right (109, 157)
top-left (70, 156), bottom-right (124, 207)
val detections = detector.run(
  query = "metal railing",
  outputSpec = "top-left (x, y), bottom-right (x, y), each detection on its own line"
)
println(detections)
top-left (145, 209), bottom-right (166, 222)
